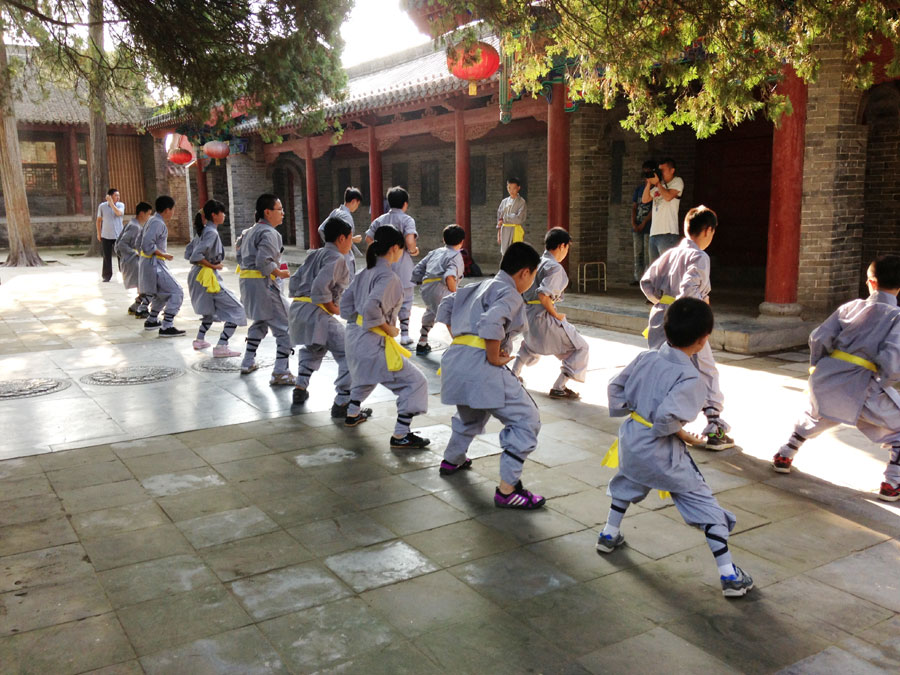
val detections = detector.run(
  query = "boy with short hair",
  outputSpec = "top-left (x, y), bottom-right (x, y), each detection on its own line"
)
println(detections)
top-left (116, 201), bottom-right (153, 318)
top-left (365, 186), bottom-right (419, 346)
top-left (319, 186), bottom-right (364, 276)
top-left (138, 195), bottom-right (185, 337)
top-left (411, 224), bottom-right (465, 355)
top-left (640, 205), bottom-right (733, 450)
top-left (599, 298), bottom-right (754, 598)
top-left (772, 254), bottom-right (900, 502)
top-left (437, 241), bottom-right (546, 509)
top-left (497, 177), bottom-right (527, 255)
top-left (289, 216), bottom-right (354, 414)
top-left (511, 227), bottom-right (590, 399)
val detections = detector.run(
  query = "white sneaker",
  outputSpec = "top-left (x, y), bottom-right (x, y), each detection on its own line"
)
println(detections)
top-left (399, 333), bottom-right (414, 346)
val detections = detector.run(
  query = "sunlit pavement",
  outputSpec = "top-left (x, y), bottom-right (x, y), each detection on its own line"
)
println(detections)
top-left (0, 251), bottom-right (897, 673)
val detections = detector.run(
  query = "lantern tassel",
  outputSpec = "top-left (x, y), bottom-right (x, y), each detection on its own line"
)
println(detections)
top-left (468, 82), bottom-right (477, 96)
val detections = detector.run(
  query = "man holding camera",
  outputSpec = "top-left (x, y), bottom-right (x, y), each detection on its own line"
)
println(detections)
top-left (642, 158), bottom-right (683, 261)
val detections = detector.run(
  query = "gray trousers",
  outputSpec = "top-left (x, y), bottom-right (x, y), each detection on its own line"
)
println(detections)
top-left (296, 322), bottom-right (351, 406)
top-left (243, 318), bottom-right (291, 375)
top-left (349, 361), bottom-right (428, 417)
top-left (444, 388), bottom-right (541, 485)
top-left (649, 233), bottom-right (680, 262)
top-left (632, 230), bottom-right (650, 281)
top-left (499, 225), bottom-right (520, 256)
top-left (513, 332), bottom-right (590, 383)
top-left (149, 285), bottom-right (183, 327)
top-left (399, 287), bottom-right (414, 336)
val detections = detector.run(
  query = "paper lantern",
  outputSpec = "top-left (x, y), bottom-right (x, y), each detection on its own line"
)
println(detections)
top-left (203, 140), bottom-right (230, 165)
top-left (168, 148), bottom-right (193, 165)
top-left (448, 42), bottom-right (500, 96)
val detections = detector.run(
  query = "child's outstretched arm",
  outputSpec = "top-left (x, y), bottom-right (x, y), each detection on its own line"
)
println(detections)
top-left (676, 428), bottom-right (704, 446)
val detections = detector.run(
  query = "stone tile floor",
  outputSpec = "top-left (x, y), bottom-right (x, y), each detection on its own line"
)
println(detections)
top-left (0, 251), bottom-right (898, 673)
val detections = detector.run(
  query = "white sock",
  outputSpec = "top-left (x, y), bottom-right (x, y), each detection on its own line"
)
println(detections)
top-left (601, 524), bottom-right (620, 538)
top-left (718, 563), bottom-right (736, 577)
top-left (552, 373), bottom-right (568, 390)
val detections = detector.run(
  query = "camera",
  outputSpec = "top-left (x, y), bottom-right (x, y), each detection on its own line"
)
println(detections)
top-left (643, 167), bottom-right (663, 181)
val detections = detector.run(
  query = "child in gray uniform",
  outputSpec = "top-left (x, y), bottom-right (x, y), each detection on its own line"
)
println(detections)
top-left (341, 226), bottom-right (429, 447)
top-left (364, 187), bottom-right (420, 346)
top-left (238, 194), bottom-right (293, 385)
top-left (185, 199), bottom-right (246, 357)
top-left (289, 216), bottom-right (354, 413)
top-left (115, 201), bottom-right (152, 318)
top-left (640, 206), bottom-right (734, 451)
top-left (773, 254), bottom-right (900, 502)
top-left (511, 227), bottom-right (590, 399)
top-left (318, 187), bottom-right (363, 276)
top-left (411, 224), bottom-right (465, 355)
top-left (437, 242), bottom-right (546, 510)
top-left (599, 298), bottom-right (754, 598)
top-left (138, 195), bottom-right (184, 337)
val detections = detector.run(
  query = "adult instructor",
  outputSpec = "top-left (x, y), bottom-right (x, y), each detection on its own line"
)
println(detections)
top-left (97, 188), bottom-right (125, 282)
top-left (642, 158), bottom-right (683, 261)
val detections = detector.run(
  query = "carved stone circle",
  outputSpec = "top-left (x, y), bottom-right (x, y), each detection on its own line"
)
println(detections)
top-left (80, 366), bottom-right (185, 386)
top-left (191, 357), bottom-right (275, 373)
top-left (0, 378), bottom-right (72, 400)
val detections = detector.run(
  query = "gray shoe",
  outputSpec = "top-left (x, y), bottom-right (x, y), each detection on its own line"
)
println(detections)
top-left (721, 565), bottom-right (754, 598)
top-left (596, 532), bottom-right (625, 554)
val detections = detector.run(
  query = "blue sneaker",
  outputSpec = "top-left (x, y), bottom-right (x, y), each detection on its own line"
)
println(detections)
top-left (596, 532), bottom-right (625, 553)
top-left (721, 565), bottom-right (754, 597)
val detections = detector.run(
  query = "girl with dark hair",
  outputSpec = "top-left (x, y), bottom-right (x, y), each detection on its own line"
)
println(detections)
top-left (339, 226), bottom-right (430, 447)
top-left (237, 194), bottom-right (293, 384)
top-left (184, 199), bottom-right (247, 356)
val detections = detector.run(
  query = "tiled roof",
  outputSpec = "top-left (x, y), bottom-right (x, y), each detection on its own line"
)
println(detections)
top-left (6, 48), bottom-right (150, 126)
top-left (145, 36), bottom-right (500, 134)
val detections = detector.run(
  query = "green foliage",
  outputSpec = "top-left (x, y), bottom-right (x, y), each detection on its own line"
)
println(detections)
top-left (426, 0), bottom-right (900, 138)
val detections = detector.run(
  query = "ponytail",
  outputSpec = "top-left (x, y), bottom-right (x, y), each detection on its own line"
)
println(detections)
top-left (366, 225), bottom-right (404, 269)
top-left (193, 211), bottom-right (205, 238)
top-left (195, 199), bottom-right (226, 238)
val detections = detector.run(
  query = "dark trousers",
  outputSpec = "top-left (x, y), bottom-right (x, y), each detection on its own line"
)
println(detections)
top-left (101, 237), bottom-right (117, 281)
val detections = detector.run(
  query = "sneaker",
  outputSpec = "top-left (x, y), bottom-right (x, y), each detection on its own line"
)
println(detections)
top-left (399, 333), bottom-right (414, 346)
top-left (192, 339), bottom-right (211, 350)
top-left (494, 481), bottom-right (545, 509)
top-left (292, 387), bottom-right (309, 405)
top-left (270, 372), bottom-right (295, 386)
top-left (596, 532), bottom-right (626, 553)
top-left (772, 454), bottom-right (793, 474)
top-left (134, 310), bottom-right (150, 319)
top-left (439, 457), bottom-right (472, 475)
top-left (878, 482), bottom-right (900, 502)
top-left (127, 307), bottom-right (137, 316)
top-left (390, 432), bottom-right (431, 449)
top-left (704, 430), bottom-right (735, 451)
top-left (143, 318), bottom-right (162, 330)
top-left (330, 402), bottom-right (349, 418)
top-left (549, 387), bottom-right (580, 400)
top-left (415, 343), bottom-right (432, 355)
top-left (240, 362), bottom-right (259, 375)
top-left (212, 345), bottom-right (241, 358)
top-left (721, 565), bottom-right (754, 598)
top-left (158, 326), bottom-right (186, 338)
top-left (345, 409), bottom-right (373, 427)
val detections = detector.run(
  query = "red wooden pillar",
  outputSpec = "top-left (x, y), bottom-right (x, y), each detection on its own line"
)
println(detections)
top-left (760, 66), bottom-right (807, 316)
top-left (195, 159), bottom-right (209, 209)
top-left (455, 108), bottom-right (472, 252)
top-left (368, 125), bottom-right (383, 221)
top-left (304, 137), bottom-right (320, 248)
top-left (547, 82), bottom-right (570, 232)
top-left (67, 128), bottom-right (83, 215)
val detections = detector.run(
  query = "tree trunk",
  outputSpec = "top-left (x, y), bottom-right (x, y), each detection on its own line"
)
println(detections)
top-left (85, 0), bottom-right (108, 257)
top-left (0, 30), bottom-right (43, 267)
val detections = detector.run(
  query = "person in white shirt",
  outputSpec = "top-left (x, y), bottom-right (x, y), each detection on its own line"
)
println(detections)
top-left (642, 158), bottom-right (684, 261)
top-left (96, 188), bottom-right (126, 282)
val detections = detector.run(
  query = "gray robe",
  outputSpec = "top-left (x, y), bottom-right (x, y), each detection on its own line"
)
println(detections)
top-left (115, 219), bottom-right (142, 290)
top-left (137, 214), bottom-right (180, 298)
top-left (517, 251), bottom-right (589, 381)
top-left (497, 195), bottom-right (527, 254)
top-left (412, 246), bottom-right (464, 328)
top-left (364, 208), bottom-right (417, 290)
top-left (288, 242), bottom-right (350, 346)
top-left (185, 223), bottom-right (246, 325)
top-left (238, 221), bottom-right (289, 323)
top-left (318, 205), bottom-right (360, 276)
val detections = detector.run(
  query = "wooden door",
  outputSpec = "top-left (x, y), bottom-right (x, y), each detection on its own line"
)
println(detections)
top-left (108, 135), bottom-right (145, 213)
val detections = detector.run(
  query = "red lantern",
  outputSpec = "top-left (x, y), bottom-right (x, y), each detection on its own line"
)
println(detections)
top-left (448, 41), bottom-right (500, 96)
top-left (168, 148), bottom-right (193, 165)
top-left (203, 140), bottom-right (230, 165)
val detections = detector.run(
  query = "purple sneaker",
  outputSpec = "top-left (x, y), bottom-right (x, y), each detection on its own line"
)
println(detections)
top-left (439, 457), bottom-right (472, 476)
top-left (494, 481), bottom-right (545, 509)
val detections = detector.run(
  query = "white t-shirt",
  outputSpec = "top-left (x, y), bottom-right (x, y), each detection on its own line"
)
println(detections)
top-left (97, 201), bottom-right (126, 239)
top-left (648, 176), bottom-right (683, 237)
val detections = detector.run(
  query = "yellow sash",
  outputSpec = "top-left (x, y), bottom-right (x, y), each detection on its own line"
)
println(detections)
top-left (235, 264), bottom-right (241, 275)
top-left (356, 315), bottom-right (410, 371)
top-left (437, 334), bottom-right (487, 376)
top-left (602, 411), bottom-right (670, 500)
top-left (239, 268), bottom-right (278, 281)
top-left (139, 251), bottom-right (166, 260)
top-left (642, 294), bottom-right (677, 338)
top-left (526, 300), bottom-right (542, 305)
top-left (293, 296), bottom-right (332, 315)
top-left (830, 350), bottom-right (877, 373)
top-left (422, 277), bottom-right (442, 285)
top-left (501, 223), bottom-right (525, 243)
top-left (196, 267), bottom-right (221, 294)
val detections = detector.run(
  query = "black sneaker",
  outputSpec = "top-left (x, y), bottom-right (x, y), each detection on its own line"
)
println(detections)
top-left (345, 409), bottom-right (373, 427)
top-left (330, 402), bottom-right (348, 418)
top-left (390, 432), bottom-right (431, 449)
top-left (143, 318), bottom-right (162, 330)
top-left (158, 326), bottom-right (186, 338)
top-left (292, 387), bottom-right (309, 405)
top-left (415, 343), bottom-right (432, 355)
top-left (134, 310), bottom-right (149, 319)
top-left (127, 307), bottom-right (137, 316)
